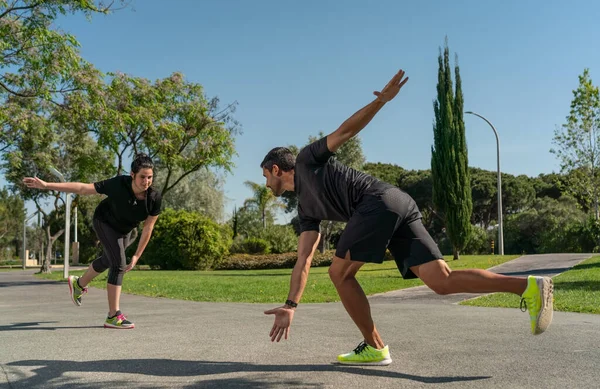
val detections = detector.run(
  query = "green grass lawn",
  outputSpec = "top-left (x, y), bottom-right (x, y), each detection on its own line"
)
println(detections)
top-left (35, 255), bottom-right (517, 303)
top-left (461, 255), bottom-right (600, 314)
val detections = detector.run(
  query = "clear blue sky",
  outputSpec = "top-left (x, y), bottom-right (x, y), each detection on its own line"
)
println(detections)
top-left (10, 0), bottom-right (600, 220)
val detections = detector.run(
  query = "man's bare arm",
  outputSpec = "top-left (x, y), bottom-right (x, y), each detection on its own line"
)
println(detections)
top-left (286, 230), bottom-right (320, 305)
top-left (326, 69), bottom-right (408, 153)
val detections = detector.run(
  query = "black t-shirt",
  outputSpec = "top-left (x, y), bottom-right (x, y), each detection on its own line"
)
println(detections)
top-left (294, 136), bottom-right (393, 233)
top-left (93, 175), bottom-right (162, 234)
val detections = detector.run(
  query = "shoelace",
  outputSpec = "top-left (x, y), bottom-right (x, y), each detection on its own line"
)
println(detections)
top-left (519, 298), bottom-right (527, 312)
top-left (520, 296), bottom-right (538, 313)
top-left (76, 288), bottom-right (88, 298)
top-left (75, 281), bottom-right (88, 294)
top-left (353, 341), bottom-right (369, 355)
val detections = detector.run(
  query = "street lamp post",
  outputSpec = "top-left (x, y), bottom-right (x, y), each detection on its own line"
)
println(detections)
top-left (49, 167), bottom-right (71, 278)
top-left (465, 111), bottom-right (504, 255)
top-left (22, 211), bottom-right (39, 270)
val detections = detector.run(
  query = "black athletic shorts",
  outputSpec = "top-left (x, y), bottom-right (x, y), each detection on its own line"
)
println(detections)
top-left (334, 187), bottom-right (443, 279)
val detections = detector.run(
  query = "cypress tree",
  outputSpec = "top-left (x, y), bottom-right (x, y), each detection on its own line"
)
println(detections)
top-left (431, 39), bottom-right (472, 259)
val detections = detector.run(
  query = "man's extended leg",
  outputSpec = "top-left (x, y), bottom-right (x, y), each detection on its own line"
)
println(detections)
top-left (410, 259), bottom-right (527, 295)
top-left (411, 259), bottom-right (554, 334)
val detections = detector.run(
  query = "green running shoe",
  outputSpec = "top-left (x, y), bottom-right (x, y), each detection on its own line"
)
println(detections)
top-left (68, 275), bottom-right (87, 306)
top-left (104, 311), bottom-right (135, 329)
top-left (337, 341), bottom-right (392, 366)
top-left (520, 275), bottom-right (554, 335)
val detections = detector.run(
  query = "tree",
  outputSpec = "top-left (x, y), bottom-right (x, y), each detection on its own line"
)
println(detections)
top-left (154, 167), bottom-right (225, 222)
top-left (362, 162), bottom-right (406, 186)
top-left (0, 188), bottom-right (24, 256)
top-left (0, 0), bottom-right (124, 100)
top-left (232, 206), bottom-right (267, 239)
top-left (503, 196), bottom-right (586, 254)
top-left (69, 72), bottom-right (239, 196)
top-left (431, 40), bottom-right (472, 259)
top-left (2, 96), bottom-right (112, 272)
top-left (470, 168), bottom-right (497, 228)
top-left (0, 1), bottom-right (125, 153)
top-left (503, 174), bottom-right (535, 214)
top-left (243, 181), bottom-right (285, 229)
top-left (551, 69), bottom-right (600, 219)
top-left (532, 173), bottom-right (564, 200)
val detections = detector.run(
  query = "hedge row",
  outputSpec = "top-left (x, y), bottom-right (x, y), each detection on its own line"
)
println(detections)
top-left (216, 250), bottom-right (395, 270)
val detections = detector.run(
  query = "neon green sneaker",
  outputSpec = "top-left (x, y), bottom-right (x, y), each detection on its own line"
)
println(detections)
top-left (520, 275), bottom-right (554, 335)
top-left (337, 341), bottom-right (392, 366)
top-left (104, 311), bottom-right (135, 329)
top-left (68, 275), bottom-right (87, 306)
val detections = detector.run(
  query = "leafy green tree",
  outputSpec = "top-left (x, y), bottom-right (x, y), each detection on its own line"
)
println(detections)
top-left (0, 1), bottom-right (124, 153)
top-left (504, 196), bottom-right (585, 254)
top-left (0, 0), bottom-right (122, 100)
top-left (0, 188), bottom-right (24, 256)
top-left (551, 68), bottom-right (600, 219)
top-left (362, 162), bottom-right (406, 186)
top-left (243, 181), bottom-right (285, 229)
top-left (67, 72), bottom-right (239, 197)
top-left (154, 167), bottom-right (225, 222)
top-left (531, 173), bottom-right (564, 200)
top-left (229, 205), bottom-right (268, 240)
top-left (2, 97), bottom-right (112, 272)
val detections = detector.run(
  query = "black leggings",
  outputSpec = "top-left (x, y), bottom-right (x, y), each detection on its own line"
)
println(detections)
top-left (91, 218), bottom-right (133, 286)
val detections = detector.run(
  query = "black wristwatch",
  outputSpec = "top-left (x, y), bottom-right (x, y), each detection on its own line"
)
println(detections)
top-left (285, 299), bottom-right (298, 308)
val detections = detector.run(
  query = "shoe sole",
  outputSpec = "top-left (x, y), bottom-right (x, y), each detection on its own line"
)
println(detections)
top-left (336, 358), bottom-right (392, 366)
top-left (104, 323), bottom-right (135, 329)
top-left (68, 276), bottom-right (81, 307)
top-left (534, 277), bottom-right (554, 335)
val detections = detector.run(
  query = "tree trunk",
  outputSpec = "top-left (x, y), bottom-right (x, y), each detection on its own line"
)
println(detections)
top-left (317, 234), bottom-right (325, 254)
top-left (39, 227), bottom-right (53, 274)
top-left (38, 226), bottom-right (64, 274)
top-left (128, 228), bottom-right (138, 243)
top-left (40, 238), bottom-right (44, 267)
top-left (453, 246), bottom-right (460, 260)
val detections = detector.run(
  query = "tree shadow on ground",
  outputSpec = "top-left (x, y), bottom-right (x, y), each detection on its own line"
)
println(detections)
top-left (5, 358), bottom-right (491, 388)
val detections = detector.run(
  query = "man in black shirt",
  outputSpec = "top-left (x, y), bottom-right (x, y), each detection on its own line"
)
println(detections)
top-left (23, 154), bottom-right (162, 329)
top-left (261, 70), bottom-right (553, 365)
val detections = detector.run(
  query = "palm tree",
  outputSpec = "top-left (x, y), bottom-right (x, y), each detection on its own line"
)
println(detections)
top-left (243, 181), bottom-right (285, 229)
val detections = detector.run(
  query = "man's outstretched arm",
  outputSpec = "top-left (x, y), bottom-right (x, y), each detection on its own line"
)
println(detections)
top-left (264, 230), bottom-right (320, 342)
top-left (326, 69), bottom-right (408, 153)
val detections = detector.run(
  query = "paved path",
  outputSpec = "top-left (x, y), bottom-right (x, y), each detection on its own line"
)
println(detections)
top-left (1, 254), bottom-right (599, 388)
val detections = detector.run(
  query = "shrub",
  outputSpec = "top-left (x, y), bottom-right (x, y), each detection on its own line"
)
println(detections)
top-left (463, 225), bottom-right (492, 255)
top-left (242, 237), bottom-right (271, 254)
top-left (217, 249), bottom-right (395, 270)
top-left (143, 209), bottom-right (232, 270)
top-left (257, 225), bottom-right (298, 254)
top-left (229, 236), bottom-right (246, 254)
